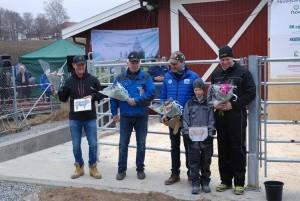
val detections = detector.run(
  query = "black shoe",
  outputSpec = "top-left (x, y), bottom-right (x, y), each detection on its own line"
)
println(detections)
top-left (202, 185), bottom-right (211, 193)
top-left (116, 171), bottom-right (126, 180)
top-left (137, 170), bottom-right (146, 180)
top-left (191, 186), bottom-right (200, 194)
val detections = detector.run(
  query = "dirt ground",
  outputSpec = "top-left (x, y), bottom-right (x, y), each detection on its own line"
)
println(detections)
top-left (37, 187), bottom-right (209, 201)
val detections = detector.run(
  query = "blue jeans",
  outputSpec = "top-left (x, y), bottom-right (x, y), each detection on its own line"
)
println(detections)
top-left (118, 115), bottom-right (148, 172)
top-left (69, 119), bottom-right (98, 167)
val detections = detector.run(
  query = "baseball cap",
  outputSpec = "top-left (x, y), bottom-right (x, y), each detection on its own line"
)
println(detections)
top-left (73, 55), bottom-right (86, 65)
top-left (169, 51), bottom-right (185, 64)
top-left (128, 51), bottom-right (140, 62)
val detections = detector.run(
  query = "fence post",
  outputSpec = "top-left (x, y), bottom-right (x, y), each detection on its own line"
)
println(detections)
top-left (247, 55), bottom-right (260, 190)
top-left (11, 66), bottom-right (18, 126)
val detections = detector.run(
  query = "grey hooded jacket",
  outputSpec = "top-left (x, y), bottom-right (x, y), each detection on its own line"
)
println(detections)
top-left (182, 96), bottom-right (215, 137)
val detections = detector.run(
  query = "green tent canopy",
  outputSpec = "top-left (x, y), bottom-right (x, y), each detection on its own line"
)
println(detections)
top-left (20, 39), bottom-right (85, 97)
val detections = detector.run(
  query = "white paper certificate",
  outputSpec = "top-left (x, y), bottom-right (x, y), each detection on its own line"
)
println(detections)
top-left (189, 127), bottom-right (208, 142)
top-left (74, 98), bottom-right (92, 112)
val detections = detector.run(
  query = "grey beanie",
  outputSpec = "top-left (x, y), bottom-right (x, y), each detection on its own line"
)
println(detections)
top-left (193, 78), bottom-right (205, 89)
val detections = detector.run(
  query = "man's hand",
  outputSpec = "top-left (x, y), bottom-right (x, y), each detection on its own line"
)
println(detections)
top-left (154, 76), bottom-right (164, 82)
top-left (112, 115), bottom-right (120, 122)
top-left (127, 98), bottom-right (136, 106)
top-left (214, 101), bottom-right (232, 111)
top-left (161, 116), bottom-right (169, 126)
top-left (84, 95), bottom-right (92, 99)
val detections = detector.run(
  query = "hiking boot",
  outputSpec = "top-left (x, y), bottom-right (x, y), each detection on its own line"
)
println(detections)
top-left (202, 185), bottom-right (211, 193)
top-left (234, 186), bottom-right (245, 195)
top-left (71, 163), bottom-right (84, 179)
top-left (137, 170), bottom-right (146, 180)
top-left (116, 171), bottom-right (126, 180)
top-left (164, 174), bottom-right (180, 185)
top-left (216, 183), bottom-right (232, 192)
top-left (191, 186), bottom-right (201, 194)
top-left (89, 164), bottom-right (102, 179)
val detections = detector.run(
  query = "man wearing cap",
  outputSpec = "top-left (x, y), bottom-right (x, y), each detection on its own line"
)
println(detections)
top-left (58, 55), bottom-right (105, 179)
top-left (211, 45), bottom-right (256, 195)
top-left (161, 51), bottom-right (199, 185)
top-left (110, 51), bottom-right (155, 181)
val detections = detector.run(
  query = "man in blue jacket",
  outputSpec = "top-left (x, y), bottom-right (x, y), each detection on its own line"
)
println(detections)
top-left (111, 51), bottom-right (155, 181)
top-left (161, 51), bottom-right (199, 185)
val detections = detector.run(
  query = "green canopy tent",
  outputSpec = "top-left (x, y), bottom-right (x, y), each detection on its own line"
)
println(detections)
top-left (20, 39), bottom-right (85, 96)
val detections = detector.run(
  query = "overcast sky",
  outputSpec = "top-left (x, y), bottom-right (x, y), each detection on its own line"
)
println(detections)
top-left (0, 0), bottom-right (129, 22)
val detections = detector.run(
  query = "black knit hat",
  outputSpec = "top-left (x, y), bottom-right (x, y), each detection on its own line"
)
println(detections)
top-left (219, 45), bottom-right (234, 59)
top-left (193, 78), bottom-right (205, 89)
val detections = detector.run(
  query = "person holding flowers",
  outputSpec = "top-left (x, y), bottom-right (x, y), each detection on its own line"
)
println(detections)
top-left (110, 51), bottom-right (155, 181)
top-left (211, 45), bottom-right (256, 195)
top-left (160, 51), bottom-right (199, 185)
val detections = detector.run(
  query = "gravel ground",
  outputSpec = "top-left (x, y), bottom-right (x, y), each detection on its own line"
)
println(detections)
top-left (0, 181), bottom-right (43, 201)
top-left (0, 120), bottom-right (68, 144)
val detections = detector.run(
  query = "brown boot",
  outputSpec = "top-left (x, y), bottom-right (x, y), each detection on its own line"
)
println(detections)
top-left (89, 164), bottom-right (102, 179)
top-left (164, 174), bottom-right (180, 185)
top-left (71, 163), bottom-right (84, 179)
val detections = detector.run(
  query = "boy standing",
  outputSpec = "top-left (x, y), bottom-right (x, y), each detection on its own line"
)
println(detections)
top-left (182, 78), bottom-right (215, 194)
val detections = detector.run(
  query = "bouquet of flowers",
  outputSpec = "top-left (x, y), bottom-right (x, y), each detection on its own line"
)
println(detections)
top-left (208, 83), bottom-right (237, 106)
top-left (100, 82), bottom-right (129, 101)
top-left (39, 59), bottom-right (63, 92)
top-left (149, 99), bottom-right (183, 134)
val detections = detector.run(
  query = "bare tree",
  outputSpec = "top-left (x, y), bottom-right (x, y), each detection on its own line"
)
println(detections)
top-left (2, 10), bottom-right (23, 40)
top-left (44, 0), bottom-right (69, 38)
top-left (0, 8), bottom-right (5, 40)
top-left (33, 14), bottom-right (49, 39)
top-left (22, 12), bottom-right (34, 37)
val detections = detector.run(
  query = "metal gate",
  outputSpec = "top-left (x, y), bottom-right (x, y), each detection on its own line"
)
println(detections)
top-left (87, 55), bottom-right (300, 190)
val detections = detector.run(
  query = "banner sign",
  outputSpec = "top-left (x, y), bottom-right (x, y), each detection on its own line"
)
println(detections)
top-left (91, 28), bottom-right (159, 61)
top-left (270, 1), bottom-right (300, 79)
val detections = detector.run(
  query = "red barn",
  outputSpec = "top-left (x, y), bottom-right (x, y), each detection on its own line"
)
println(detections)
top-left (62, 0), bottom-right (268, 81)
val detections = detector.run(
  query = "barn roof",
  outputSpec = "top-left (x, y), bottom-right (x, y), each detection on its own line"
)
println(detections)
top-left (62, 0), bottom-right (140, 39)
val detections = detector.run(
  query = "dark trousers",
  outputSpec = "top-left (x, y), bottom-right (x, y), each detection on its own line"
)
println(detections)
top-left (169, 128), bottom-right (190, 176)
top-left (188, 139), bottom-right (213, 186)
top-left (118, 115), bottom-right (148, 172)
top-left (215, 110), bottom-right (247, 186)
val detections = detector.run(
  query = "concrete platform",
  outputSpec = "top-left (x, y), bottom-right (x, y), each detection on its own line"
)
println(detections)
top-left (0, 130), bottom-right (268, 201)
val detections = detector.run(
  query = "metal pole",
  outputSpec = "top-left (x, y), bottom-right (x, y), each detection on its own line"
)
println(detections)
top-left (247, 55), bottom-right (260, 190)
top-left (11, 66), bottom-right (18, 126)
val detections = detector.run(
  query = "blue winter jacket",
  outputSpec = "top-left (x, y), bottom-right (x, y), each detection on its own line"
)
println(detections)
top-left (160, 66), bottom-right (199, 107)
top-left (110, 69), bottom-right (155, 117)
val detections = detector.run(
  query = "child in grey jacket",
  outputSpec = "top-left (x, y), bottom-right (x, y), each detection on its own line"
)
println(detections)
top-left (182, 78), bottom-right (215, 194)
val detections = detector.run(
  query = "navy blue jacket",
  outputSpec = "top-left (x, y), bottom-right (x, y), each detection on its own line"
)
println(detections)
top-left (110, 69), bottom-right (155, 117)
top-left (148, 65), bottom-right (169, 81)
top-left (160, 66), bottom-right (199, 107)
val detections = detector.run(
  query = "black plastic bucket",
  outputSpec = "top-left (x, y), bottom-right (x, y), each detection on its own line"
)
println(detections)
top-left (264, 180), bottom-right (284, 201)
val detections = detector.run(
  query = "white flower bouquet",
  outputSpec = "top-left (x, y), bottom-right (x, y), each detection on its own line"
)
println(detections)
top-left (149, 99), bottom-right (183, 134)
top-left (100, 82), bottom-right (129, 101)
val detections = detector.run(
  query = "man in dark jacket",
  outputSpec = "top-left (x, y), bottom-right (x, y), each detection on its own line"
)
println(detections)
top-left (58, 55), bottom-right (105, 180)
top-left (212, 46), bottom-right (256, 195)
top-left (111, 51), bottom-right (155, 181)
top-left (161, 51), bottom-right (199, 185)
top-left (16, 64), bottom-right (33, 100)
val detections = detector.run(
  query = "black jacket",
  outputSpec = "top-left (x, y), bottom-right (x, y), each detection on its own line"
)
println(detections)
top-left (58, 72), bottom-right (105, 120)
top-left (211, 61), bottom-right (256, 111)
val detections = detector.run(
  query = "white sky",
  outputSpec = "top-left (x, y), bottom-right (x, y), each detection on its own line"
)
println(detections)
top-left (0, 0), bottom-right (129, 22)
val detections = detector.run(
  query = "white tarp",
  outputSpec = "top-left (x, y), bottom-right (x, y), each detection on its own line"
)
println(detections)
top-left (270, 1), bottom-right (300, 79)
